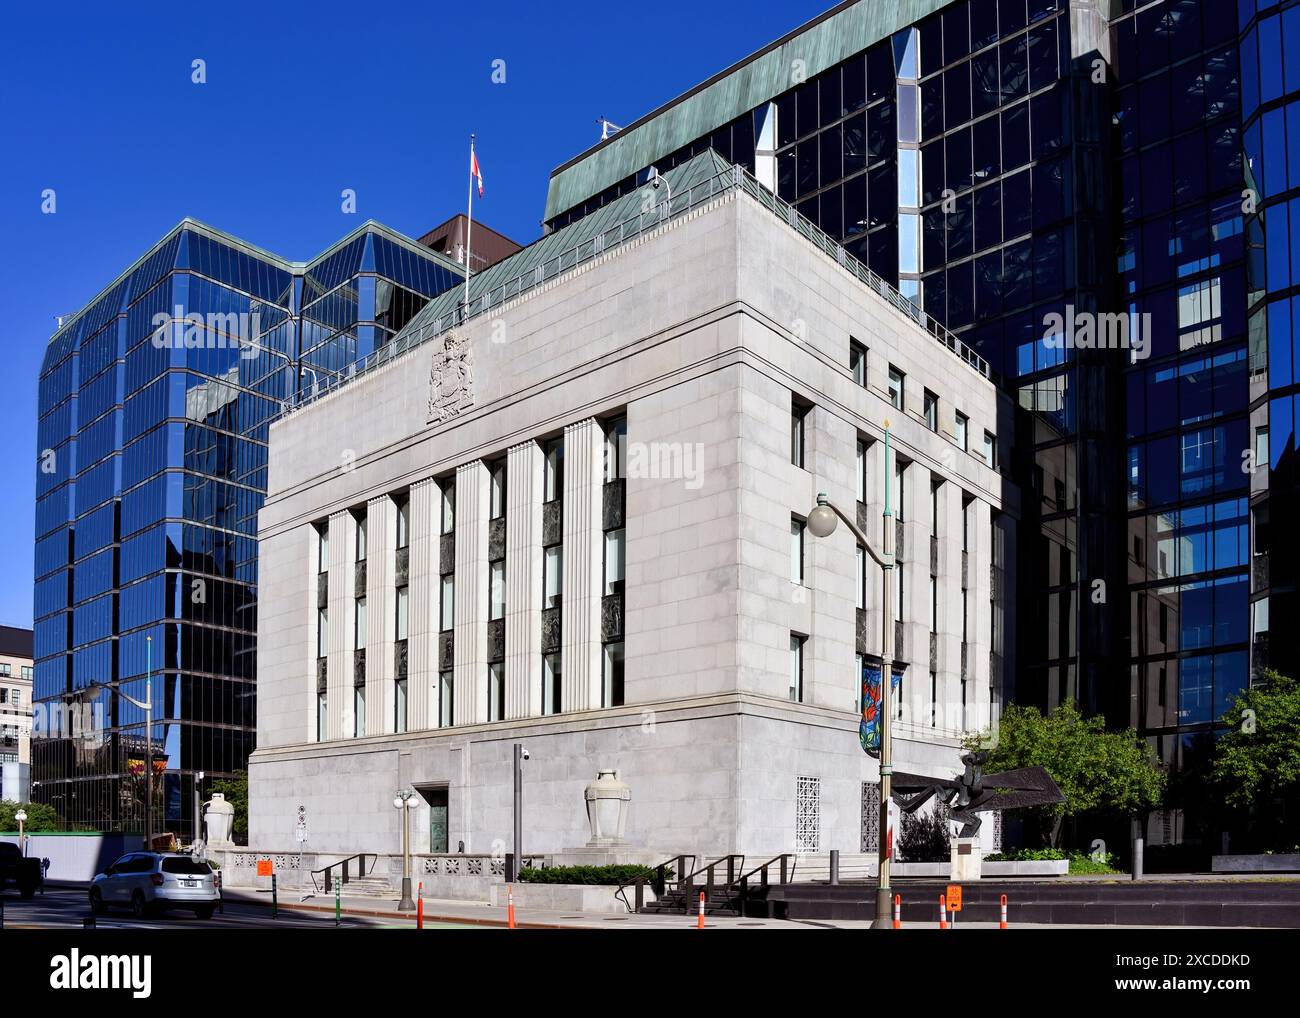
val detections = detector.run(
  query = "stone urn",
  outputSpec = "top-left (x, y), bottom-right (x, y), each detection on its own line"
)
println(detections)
top-left (584, 769), bottom-right (631, 845)
top-left (204, 792), bottom-right (236, 846)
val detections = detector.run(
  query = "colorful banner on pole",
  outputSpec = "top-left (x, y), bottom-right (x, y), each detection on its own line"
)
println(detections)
top-left (860, 661), bottom-right (903, 757)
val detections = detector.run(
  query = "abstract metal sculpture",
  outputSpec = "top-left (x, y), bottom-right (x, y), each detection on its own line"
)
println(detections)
top-left (890, 750), bottom-right (1065, 837)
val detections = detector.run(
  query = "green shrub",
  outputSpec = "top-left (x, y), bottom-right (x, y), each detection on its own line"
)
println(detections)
top-left (986, 847), bottom-right (1121, 874)
top-left (518, 864), bottom-right (668, 885)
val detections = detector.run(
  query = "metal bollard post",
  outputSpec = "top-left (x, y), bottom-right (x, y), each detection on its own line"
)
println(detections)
top-left (271, 873), bottom-right (278, 919)
top-left (216, 870), bottom-right (224, 914)
top-left (829, 849), bottom-right (839, 886)
top-left (0, 895), bottom-right (5, 929)
top-left (334, 875), bottom-right (341, 927)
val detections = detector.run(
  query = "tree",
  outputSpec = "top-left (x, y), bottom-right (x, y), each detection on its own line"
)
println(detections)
top-left (970, 702), bottom-right (1165, 848)
top-left (1210, 670), bottom-right (1300, 852)
top-left (0, 800), bottom-right (61, 832)
top-left (207, 772), bottom-right (248, 842)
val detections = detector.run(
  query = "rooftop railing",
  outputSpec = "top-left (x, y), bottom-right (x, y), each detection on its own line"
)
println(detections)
top-left (276, 163), bottom-right (989, 420)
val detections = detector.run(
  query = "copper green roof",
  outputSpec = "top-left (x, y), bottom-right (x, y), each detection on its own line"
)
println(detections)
top-left (544, 0), bottom-right (956, 221)
top-left (399, 149), bottom-right (735, 340)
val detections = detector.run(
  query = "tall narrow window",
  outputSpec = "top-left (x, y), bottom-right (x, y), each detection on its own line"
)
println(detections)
top-left (789, 635), bottom-right (805, 703)
top-left (954, 411), bottom-right (968, 451)
top-left (982, 431), bottom-right (997, 468)
top-left (924, 389), bottom-right (938, 431)
top-left (439, 671), bottom-right (454, 727)
top-left (489, 662), bottom-right (505, 721)
top-left (354, 686), bottom-right (366, 738)
top-left (489, 460), bottom-right (507, 520)
top-left (931, 482), bottom-right (940, 537)
top-left (395, 678), bottom-right (408, 733)
top-left (894, 458), bottom-right (906, 521)
top-left (888, 366), bottom-right (905, 410)
top-left (894, 564), bottom-right (903, 623)
top-left (929, 576), bottom-right (937, 631)
top-left (395, 496), bottom-right (410, 549)
top-left (440, 479), bottom-right (455, 534)
top-left (489, 561), bottom-right (506, 620)
top-left (318, 525), bottom-right (329, 573)
top-left (355, 513), bottom-right (367, 561)
top-left (604, 416), bottom-right (628, 482)
top-left (602, 642), bottom-right (625, 707)
top-left (317, 690), bottom-right (327, 740)
top-left (317, 608), bottom-right (328, 658)
top-left (856, 439), bottom-right (868, 502)
top-left (441, 575), bottom-right (455, 631)
top-left (604, 528), bottom-right (625, 594)
top-left (897, 670), bottom-right (904, 720)
top-left (856, 545), bottom-right (866, 609)
top-left (355, 596), bottom-right (367, 649)
top-left (544, 546), bottom-right (563, 608)
top-left (791, 517), bottom-right (805, 584)
top-left (930, 671), bottom-right (937, 728)
top-left (850, 340), bottom-right (868, 386)
top-left (395, 586), bottom-right (409, 641)
top-left (791, 400), bottom-right (809, 467)
top-left (544, 438), bottom-right (564, 502)
top-left (542, 652), bottom-right (562, 716)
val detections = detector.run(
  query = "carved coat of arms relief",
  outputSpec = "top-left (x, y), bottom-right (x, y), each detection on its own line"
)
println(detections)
top-left (426, 330), bottom-right (475, 424)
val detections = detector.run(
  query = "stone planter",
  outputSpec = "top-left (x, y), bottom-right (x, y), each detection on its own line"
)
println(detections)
top-left (490, 881), bottom-right (649, 914)
top-left (1212, 853), bottom-right (1300, 873)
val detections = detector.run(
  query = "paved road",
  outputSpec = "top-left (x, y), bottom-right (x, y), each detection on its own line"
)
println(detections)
top-left (0, 885), bottom-right (408, 930)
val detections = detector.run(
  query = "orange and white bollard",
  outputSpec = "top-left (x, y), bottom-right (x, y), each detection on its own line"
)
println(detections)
top-left (507, 883), bottom-right (516, 929)
top-left (893, 894), bottom-right (901, 929)
top-left (1000, 893), bottom-right (1008, 929)
top-left (697, 891), bottom-right (705, 929)
top-left (417, 881), bottom-right (424, 929)
top-left (939, 894), bottom-right (948, 930)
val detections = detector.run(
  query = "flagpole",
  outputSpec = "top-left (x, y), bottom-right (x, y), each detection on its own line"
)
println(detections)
top-left (464, 133), bottom-right (475, 319)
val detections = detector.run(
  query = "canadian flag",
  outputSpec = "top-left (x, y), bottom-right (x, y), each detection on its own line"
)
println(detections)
top-left (470, 148), bottom-right (484, 198)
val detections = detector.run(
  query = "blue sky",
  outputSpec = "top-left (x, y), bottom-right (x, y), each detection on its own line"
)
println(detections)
top-left (0, 0), bottom-right (832, 629)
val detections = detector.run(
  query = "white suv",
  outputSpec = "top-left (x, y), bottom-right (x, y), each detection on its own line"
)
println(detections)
top-left (90, 852), bottom-right (218, 919)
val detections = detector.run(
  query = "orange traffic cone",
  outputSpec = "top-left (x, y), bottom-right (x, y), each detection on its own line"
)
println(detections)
top-left (507, 883), bottom-right (516, 929)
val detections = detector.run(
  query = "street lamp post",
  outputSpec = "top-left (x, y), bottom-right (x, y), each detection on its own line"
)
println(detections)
top-left (14, 810), bottom-right (27, 857)
top-left (512, 744), bottom-right (529, 879)
top-left (806, 425), bottom-right (895, 930)
top-left (393, 790), bottom-right (418, 910)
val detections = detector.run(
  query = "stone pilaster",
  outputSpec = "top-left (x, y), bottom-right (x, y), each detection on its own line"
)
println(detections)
top-left (454, 461), bottom-right (489, 724)
top-left (506, 441), bottom-right (543, 719)
top-left (969, 498), bottom-right (994, 732)
top-left (900, 462), bottom-right (930, 724)
top-left (326, 510), bottom-right (356, 741)
top-left (561, 419), bottom-right (603, 710)
top-left (936, 480), bottom-right (964, 735)
top-left (408, 478), bottom-right (438, 730)
top-left (366, 495), bottom-right (396, 734)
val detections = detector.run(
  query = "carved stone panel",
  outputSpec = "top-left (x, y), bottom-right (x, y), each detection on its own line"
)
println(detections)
top-left (354, 648), bottom-right (366, 686)
top-left (602, 480), bottom-right (625, 530)
top-left (895, 519), bottom-right (905, 559)
top-left (929, 633), bottom-right (937, 673)
top-left (487, 619), bottom-right (506, 663)
top-left (856, 500), bottom-right (869, 536)
top-left (426, 330), bottom-right (475, 425)
top-left (542, 501), bottom-right (562, 548)
top-left (394, 639), bottom-right (408, 679)
top-left (316, 658), bottom-right (328, 691)
top-left (395, 546), bottom-right (410, 587)
top-left (930, 536), bottom-right (938, 576)
top-left (438, 632), bottom-right (454, 671)
top-left (856, 607), bottom-right (867, 655)
top-left (440, 533), bottom-right (456, 574)
top-left (541, 607), bottom-right (561, 653)
top-left (354, 560), bottom-right (367, 593)
top-left (317, 572), bottom-right (329, 609)
top-left (488, 518), bottom-right (507, 563)
top-left (601, 593), bottom-right (624, 642)
top-left (894, 620), bottom-right (905, 663)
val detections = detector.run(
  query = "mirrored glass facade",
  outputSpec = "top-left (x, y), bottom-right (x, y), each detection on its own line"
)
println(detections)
top-left (543, 0), bottom-right (1292, 839)
top-left (34, 221), bottom-right (461, 837)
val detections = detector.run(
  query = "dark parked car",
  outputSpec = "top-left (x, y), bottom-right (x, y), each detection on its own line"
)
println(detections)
top-left (0, 841), bottom-right (41, 898)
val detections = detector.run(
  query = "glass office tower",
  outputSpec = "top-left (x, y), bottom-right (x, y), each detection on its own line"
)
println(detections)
top-left (542, 0), bottom-right (1283, 844)
top-left (33, 220), bottom-right (461, 839)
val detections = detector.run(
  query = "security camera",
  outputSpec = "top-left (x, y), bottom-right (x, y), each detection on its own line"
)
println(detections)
top-left (520, 748), bottom-right (531, 761)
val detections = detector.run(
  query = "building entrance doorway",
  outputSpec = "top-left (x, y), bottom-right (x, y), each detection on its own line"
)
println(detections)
top-left (418, 785), bottom-right (449, 853)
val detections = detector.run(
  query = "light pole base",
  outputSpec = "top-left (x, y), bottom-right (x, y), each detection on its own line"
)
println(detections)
top-left (398, 877), bottom-right (415, 912)
top-left (871, 886), bottom-right (893, 929)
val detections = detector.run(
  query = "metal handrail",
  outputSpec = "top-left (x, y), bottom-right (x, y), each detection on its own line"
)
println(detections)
top-left (310, 852), bottom-right (377, 894)
top-left (681, 854), bottom-right (746, 906)
top-left (615, 853), bottom-right (694, 914)
top-left (732, 853), bottom-right (797, 912)
top-left (274, 162), bottom-right (989, 423)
